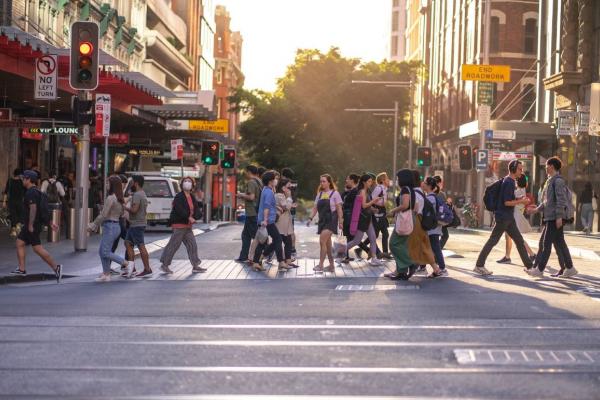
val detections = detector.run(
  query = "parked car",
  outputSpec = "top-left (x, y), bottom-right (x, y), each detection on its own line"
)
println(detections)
top-left (124, 174), bottom-right (180, 227)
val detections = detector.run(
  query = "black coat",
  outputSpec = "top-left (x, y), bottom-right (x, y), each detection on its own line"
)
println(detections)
top-left (168, 192), bottom-right (202, 226)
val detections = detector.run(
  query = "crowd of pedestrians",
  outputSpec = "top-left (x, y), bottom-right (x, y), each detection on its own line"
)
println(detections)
top-left (1, 154), bottom-right (587, 283)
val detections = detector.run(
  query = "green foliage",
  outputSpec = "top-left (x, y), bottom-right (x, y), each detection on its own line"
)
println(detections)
top-left (228, 48), bottom-right (420, 199)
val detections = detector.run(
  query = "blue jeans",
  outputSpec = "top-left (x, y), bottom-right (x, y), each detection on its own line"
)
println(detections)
top-left (99, 221), bottom-right (125, 273)
top-left (428, 234), bottom-right (446, 270)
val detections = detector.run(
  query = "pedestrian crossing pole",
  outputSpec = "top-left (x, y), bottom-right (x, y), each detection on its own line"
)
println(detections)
top-left (74, 91), bottom-right (90, 251)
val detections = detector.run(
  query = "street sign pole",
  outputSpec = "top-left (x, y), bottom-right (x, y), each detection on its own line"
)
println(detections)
top-left (393, 100), bottom-right (398, 188)
top-left (476, 0), bottom-right (492, 227)
top-left (74, 90), bottom-right (90, 251)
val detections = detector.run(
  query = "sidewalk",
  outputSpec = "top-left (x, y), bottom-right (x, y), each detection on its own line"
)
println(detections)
top-left (457, 227), bottom-right (600, 261)
top-left (0, 221), bottom-right (232, 281)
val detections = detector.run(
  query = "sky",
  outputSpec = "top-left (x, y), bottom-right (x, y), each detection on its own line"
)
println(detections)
top-left (215, 0), bottom-right (391, 92)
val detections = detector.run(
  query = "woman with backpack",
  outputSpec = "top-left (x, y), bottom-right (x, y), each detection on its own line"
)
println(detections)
top-left (307, 174), bottom-right (344, 272)
top-left (159, 177), bottom-right (205, 275)
top-left (88, 176), bottom-right (131, 282)
top-left (336, 174), bottom-right (383, 267)
top-left (408, 171), bottom-right (442, 278)
top-left (386, 169), bottom-right (417, 280)
top-left (423, 177), bottom-right (447, 276)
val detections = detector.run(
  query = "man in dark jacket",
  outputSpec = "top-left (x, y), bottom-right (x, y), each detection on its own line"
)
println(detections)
top-left (340, 174), bottom-right (360, 263)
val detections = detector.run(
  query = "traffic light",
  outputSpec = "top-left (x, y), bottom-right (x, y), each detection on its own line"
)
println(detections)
top-left (202, 141), bottom-right (219, 165)
top-left (416, 146), bottom-right (432, 167)
top-left (69, 21), bottom-right (99, 90)
top-left (221, 148), bottom-right (236, 168)
top-left (459, 145), bottom-right (473, 170)
top-left (71, 96), bottom-right (94, 125)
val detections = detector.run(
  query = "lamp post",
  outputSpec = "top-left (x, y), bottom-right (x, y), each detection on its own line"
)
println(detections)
top-left (348, 80), bottom-right (412, 177)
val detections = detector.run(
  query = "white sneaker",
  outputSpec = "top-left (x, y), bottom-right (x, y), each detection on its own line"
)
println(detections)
top-left (95, 273), bottom-right (111, 282)
top-left (526, 268), bottom-right (543, 278)
top-left (561, 268), bottom-right (578, 278)
top-left (369, 258), bottom-right (384, 266)
top-left (473, 266), bottom-right (493, 275)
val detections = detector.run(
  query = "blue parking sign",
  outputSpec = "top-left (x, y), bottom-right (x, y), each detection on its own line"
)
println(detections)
top-left (476, 149), bottom-right (489, 170)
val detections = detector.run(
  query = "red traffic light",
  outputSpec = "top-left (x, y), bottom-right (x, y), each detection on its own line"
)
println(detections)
top-left (79, 42), bottom-right (93, 55)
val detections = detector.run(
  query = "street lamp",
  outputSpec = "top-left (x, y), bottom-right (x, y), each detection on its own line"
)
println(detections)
top-left (347, 80), bottom-right (413, 181)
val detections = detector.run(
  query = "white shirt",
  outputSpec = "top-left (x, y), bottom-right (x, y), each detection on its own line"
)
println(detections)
top-left (371, 184), bottom-right (387, 207)
top-left (41, 178), bottom-right (65, 197)
top-left (413, 187), bottom-right (425, 215)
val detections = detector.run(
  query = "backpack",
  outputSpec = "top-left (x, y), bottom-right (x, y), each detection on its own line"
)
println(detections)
top-left (552, 177), bottom-right (575, 224)
top-left (46, 180), bottom-right (60, 203)
top-left (430, 193), bottom-right (454, 226)
top-left (415, 190), bottom-right (438, 230)
top-left (35, 188), bottom-right (51, 226)
top-left (342, 188), bottom-right (358, 218)
top-left (395, 187), bottom-right (414, 235)
top-left (483, 178), bottom-right (504, 212)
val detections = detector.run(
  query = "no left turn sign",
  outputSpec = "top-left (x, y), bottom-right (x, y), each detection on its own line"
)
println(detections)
top-left (34, 55), bottom-right (57, 100)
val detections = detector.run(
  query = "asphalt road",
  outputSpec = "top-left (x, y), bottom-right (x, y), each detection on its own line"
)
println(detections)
top-left (1, 223), bottom-right (599, 399)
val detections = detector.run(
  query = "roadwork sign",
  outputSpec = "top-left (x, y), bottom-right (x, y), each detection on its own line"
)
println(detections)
top-left (462, 64), bottom-right (511, 83)
top-left (34, 55), bottom-right (57, 100)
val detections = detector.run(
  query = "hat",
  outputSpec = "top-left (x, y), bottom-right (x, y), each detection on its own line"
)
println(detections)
top-left (22, 170), bottom-right (38, 181)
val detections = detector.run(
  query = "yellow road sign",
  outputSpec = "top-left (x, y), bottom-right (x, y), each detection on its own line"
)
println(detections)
top-left (188, 119), bottom-right (229, 133)
top-left (461, 64), bottom-right (511, 83)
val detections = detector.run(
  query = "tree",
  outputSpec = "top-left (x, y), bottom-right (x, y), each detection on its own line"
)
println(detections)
top-left (229, 48), bottom-right (420, 199)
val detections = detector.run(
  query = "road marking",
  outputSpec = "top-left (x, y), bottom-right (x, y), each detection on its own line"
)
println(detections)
top-left (335, 284), bottom-right (420, 291)
top-left (455, 349), bottom-right (600, 365)
top-left (4, 365), bottom-right (599, 374)
top-left (41, 396), bottom-right (482, 400)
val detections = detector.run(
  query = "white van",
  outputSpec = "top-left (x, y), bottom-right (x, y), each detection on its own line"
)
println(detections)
top-left (124, 174), bottom-right (180, 227)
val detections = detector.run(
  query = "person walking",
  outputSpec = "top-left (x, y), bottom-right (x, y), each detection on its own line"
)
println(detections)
top-left (336, 174), bottom-right (383, 267)
top-left (433, 175), bottom-right (450, 249)
top-left (386, 169), bottom-right (416, 280)
top-left (159, 177), bottom-right (206, 275)
top-left (340, 173), bottom-right (360, 263)
top-left (40, 171), bottom-right (66, 207)
top-left (3, 169), bottom-right (25, 238)
top-left (408, 171), bottom-right (442, 278)
top-left (235, 165), bottom-right (262, 263)
top-left (281, 167), bottom-right (298, 256)
top-left (10, 170), bottom-right (62, 282)
top-left (251, 171), bottom-right (289, 272)
top-left (423, 177), bottom-right (448, 276)
top-left (474, 160), bottom-right (534, 275)
top-left (88, 176), bottom-right (130, 282)
top-left (361, 172), bottom-right (392, 260)
top-left (496, 174), bottom-right (536, 264)
top-left (526, 157), bottom-right (577, 278)
top-left (579, 182), bottom-right (595, 235)
top-left (123, 175), bottom-right (152, 278)
top-left (273, 178), bottom-right (297, 268)
top-left (307, 174), bottom-right (344, 272)
top-left (111, 174), bottom-right (132, 275)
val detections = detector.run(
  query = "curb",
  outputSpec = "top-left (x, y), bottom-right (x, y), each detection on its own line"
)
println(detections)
top-left (456, 227), bottom-right (600, 261)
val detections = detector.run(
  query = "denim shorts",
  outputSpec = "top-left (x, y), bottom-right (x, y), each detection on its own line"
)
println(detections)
top-left (125, 226), bottom-right (146, 246)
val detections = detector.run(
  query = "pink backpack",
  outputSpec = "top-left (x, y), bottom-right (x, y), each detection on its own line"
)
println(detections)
top-left (349, 195), bottom-right (363, 235)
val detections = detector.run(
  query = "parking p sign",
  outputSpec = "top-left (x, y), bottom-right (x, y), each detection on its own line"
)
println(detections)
top-left (476, 149), bottom-right (489, 170)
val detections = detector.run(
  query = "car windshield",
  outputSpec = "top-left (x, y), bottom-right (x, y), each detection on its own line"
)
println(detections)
top-left (172, 181), bottom-right (181, 193)
top-left (143, 180), bottom-right (173, 198)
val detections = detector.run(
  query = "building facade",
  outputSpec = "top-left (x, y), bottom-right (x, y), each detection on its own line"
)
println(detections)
top-left (390, 0), bottom-right (407, 61)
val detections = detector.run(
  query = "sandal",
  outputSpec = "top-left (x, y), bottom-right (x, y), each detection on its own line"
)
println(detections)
top-left (427, 270), bottom-right (443, 279)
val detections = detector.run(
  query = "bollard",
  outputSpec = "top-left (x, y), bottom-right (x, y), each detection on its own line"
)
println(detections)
top-left (47, 206), bottom-right (61, 242)
top-left (68, 208), bottom-right (76, 240)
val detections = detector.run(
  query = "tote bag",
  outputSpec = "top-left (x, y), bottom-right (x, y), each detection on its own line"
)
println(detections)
top-left (394, 188), bottom-right (413, 236)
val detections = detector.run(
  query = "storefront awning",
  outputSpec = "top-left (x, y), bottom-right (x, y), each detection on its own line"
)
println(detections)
top-left (112, 71), bottom-right (175, 98)
top-left (132, 104), bottom-right (215, 120)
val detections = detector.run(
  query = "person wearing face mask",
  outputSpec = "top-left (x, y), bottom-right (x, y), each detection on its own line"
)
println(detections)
top-left (159, 177), bottom-right (206, 275)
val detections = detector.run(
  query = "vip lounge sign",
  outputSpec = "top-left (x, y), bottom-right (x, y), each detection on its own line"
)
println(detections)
top-left (34, 55), bottom-right (58, 100)
top-left (23, 127), bottom-right (80, 136)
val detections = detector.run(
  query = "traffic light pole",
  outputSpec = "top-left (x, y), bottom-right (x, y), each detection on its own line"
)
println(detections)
top-left (74, 90), bottom-right (91, 251)
top-left (393, 101), bottom-right (399, 180)
top-left (476, 0), bottom-right (492, 227)
top-left (222, 169), bottom-right (227, 221)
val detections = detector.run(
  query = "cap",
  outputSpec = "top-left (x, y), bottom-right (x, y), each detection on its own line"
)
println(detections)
top-left (22, 170), bottom-right (38, 181)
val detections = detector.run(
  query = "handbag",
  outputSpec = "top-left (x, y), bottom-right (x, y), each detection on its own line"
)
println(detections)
top-left (256, 226), bottom-right (268, 244)
top-left (394, 188), bottom-right (413, 235)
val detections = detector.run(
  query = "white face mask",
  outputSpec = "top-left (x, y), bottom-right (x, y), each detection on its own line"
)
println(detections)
top-left (182, 181), bottom-right (193, 191)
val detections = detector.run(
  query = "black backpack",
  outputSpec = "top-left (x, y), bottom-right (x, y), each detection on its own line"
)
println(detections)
top-left (35, 188), bottom-right (51, 225)
top-left (483, 178), bottom-right (504, 212)
top-left (46, 180), bottom-right (60, 203)
top-left (415, 190), bottom-right (438, 230)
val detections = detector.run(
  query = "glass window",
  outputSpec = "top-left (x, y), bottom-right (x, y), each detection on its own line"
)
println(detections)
top-left (391, 36), bottom-right (398, 56)
top-left (490, 16), bottom-right (500, 53)
top-left (524, 18), bottom-right (537, 54)
top-left (392, 11), bottom-right (399, 32)
top-left (144, 180), bottom-right (174, 198)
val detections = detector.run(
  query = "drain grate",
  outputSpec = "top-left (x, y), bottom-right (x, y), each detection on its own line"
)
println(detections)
top-left (454, 349), bottom-right (600, 366)
top-left (335, 284), bottom-right (419, 291)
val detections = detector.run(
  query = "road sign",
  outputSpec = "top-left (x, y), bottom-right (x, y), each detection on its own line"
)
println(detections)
top-left (461, 64), bottom-right (511, 82)
top-left (556, 110), bottom-right (576, 136)
top-left (590, 83), bottom-right (600, 136)
top-left (477, 82), bottom-right (494, 105)
top-left (478, 105), bottom-right (491, 131)
top-left (485, 129), bottom-right (516, 140)
top-left (492, 150), bottom-right (532, 161)
top-left (34, 55), bottom-right (57, 100)
top-left (95, 94), bottom-right (111, 137)
top-left (476, 149), bottom-right (489, 170)
top-left (171, 139), bottom-right (183, 161)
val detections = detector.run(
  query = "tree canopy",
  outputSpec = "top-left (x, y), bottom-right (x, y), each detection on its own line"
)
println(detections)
top-left (229, 47), bottom-right (420, 199)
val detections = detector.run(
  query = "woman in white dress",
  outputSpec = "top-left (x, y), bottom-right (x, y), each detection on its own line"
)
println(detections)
top-left (497, 175), bottom-right (536, 264)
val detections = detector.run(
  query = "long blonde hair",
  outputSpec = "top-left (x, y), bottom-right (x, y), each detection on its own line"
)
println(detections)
top-left (316, 174), bottom-right (337, 193)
